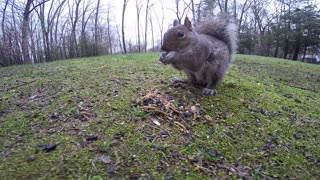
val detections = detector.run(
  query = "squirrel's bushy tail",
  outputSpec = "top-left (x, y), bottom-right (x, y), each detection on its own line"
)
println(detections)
top-left (195, 14), bottom-right (238, 55)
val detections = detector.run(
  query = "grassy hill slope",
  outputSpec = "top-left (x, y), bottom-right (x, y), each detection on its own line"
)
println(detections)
top-left (0, 53), bottom-right (319, 179)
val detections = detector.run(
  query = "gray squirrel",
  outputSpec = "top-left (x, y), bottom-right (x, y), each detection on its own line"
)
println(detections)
top-left (159, 15), bottom-right (238, 95)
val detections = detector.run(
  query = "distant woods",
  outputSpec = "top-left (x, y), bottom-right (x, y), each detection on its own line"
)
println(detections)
top-left (0, 0), bottom-right (319, 66)
top-left (1, 0), bottom-right (122, 65)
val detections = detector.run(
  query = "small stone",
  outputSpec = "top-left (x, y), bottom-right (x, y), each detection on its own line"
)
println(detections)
top-left (190, 106), bottom-right (197, 113)
top-left (222, 112), bottom-right (228, 119)
top-left (183, 111), bottom-right (192, 118)
top-left (43, 143), bottom-right (57, 152)
top-left (154, 146), bottom-right (166, 151)
top-left (185, 133), bottom-right (194, 142)
top-left (169, 119), bottom-right (174, 126)
top-left (51, 112), bottom-right (59, 119)
top-left (294, 133), bottom-right (301, 140)
top-left (86, 135), bottom-right (98, 141)
top-left (261, 108), bottom-right (268, 115)
top-left (161, 131), bottom-right (169, 136)
top-left (152, 118), bottom-right (161, 126)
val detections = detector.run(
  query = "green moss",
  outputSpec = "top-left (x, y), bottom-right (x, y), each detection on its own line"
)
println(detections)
top-left (0, 53), bottom-right (319, 179)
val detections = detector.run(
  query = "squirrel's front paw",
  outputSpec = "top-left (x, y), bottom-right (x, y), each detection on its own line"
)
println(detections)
top-left (159, 51), bottom-right (175, 64)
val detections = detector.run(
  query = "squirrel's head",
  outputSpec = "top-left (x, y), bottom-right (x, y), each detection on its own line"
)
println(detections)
top-left (162, 17), bottom-right (194, 52)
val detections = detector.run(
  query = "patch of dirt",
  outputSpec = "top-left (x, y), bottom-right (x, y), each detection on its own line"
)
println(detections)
top-left (134, 89), bottom-right (209, 133)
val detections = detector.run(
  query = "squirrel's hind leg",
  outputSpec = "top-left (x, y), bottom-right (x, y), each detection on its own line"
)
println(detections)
top-left (203, 80), bottom-right (219, 95)
top-left (203, 88), bottom-right (218, 95)
top-left (202, 72), bottom-right (222, 96)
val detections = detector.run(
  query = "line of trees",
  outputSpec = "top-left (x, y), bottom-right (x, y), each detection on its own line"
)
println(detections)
top-left (0, 0), bottom-right (121, 66)
top-left (0, 0), bottom-right (319, 66)
top-left (193, 0), bottom-right (320, 63)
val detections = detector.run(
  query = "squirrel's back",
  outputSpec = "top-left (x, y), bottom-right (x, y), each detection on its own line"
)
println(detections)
top-left (195, 14), bottom-right (238, 56)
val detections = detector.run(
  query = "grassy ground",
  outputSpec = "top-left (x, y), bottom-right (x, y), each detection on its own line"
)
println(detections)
top-left (0, 53), bottom-right (319, 179)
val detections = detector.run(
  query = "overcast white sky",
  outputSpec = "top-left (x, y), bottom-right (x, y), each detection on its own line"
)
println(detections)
top-left (102, 0), bottom-right (187, 48)
top-left (102, 0), bottom-right (320, 48)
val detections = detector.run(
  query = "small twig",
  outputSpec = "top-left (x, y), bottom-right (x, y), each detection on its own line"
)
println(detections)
top-left (155, 110), bottom-right (169, 117)
top-left (194, 163), bottom-right (211, 173)
top-left (114, 149), bottom-right (121, 165)
top-left (80, 111), bottom-right (92, 116)
top-left (90, 159), bottom-right (97, 171)
top-left (141, 106), bottom-right (157, 110)
top-left (170, 104), bottom-right (183, 114)
top-left (137, 135), bottom-right (159, 154)
top-left (160, 151), bottom-right (169, 162)
top-left (174, 121), bottom-right (187, 132)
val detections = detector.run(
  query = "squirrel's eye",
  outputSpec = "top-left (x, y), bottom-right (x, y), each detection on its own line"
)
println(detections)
top-left (177, 31), bottom-right (184, 38)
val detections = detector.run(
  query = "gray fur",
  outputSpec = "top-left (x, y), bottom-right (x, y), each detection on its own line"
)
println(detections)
top-left (159, 15), bottom-right (238, 95)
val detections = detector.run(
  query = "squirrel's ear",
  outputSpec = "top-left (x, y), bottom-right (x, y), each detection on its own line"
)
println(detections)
top-left (184, 17), bottom-right (193, 31)
top-left (173, 20), bottom-right (179, 26)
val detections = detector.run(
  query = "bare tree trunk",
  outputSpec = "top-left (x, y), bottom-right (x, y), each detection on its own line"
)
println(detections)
top-left (115, 22), bottom-right (123, 53)
top-left (61, 22), bottom-right (68, 59)
top-left (107, 6), bottom-right (113, 55)
top-left (217, 0), bottom-right (229, 13)
top-left (37, 3), bottom-right (50, 62)
top-left (51, 0), bottom-right (66, 60)
top-left (30, 24), bottom-right (38, 63)
top-left (122, 0), bottom-right (129, 54)
top-left (11, 4), bottom-right (22, 64)
top-left (80, 1), bottom-right (93, 57)
top-left (22, 0), bottom-right (33, 64)
top-left (238, 0), bottom-right (250, 32)
top-left (190, 0), bottom-right (196, 24)
top-left (94, 0), bottom-right (101, 56)
top-left (1, 1), bottom-right (8, 42)
top-left (1, 0), bottom-right (9, 65)
top-left (149, 12), bottom-right (155, 52)
top-left (196, 2), bottom-right (201, 23)
top-left (144, 0), bottom-right (150, 52)
top-left (153, 0), bottom-right (164, 48)
top-left (302, 45), bottom-right (307, 62)
top-left (22, 0), bottom-right (49, 64)
top-left (175, 0), bottom-right (183, 23)
top-left (224, 0), bottom-right (228, 12)
top-left (292, 37), bottom-right (301, 60)
top-left (69, 0), bottom-right (82, 58)
top-left (274, 40), bottom-right (279, 57)
top-left (135, 0), bottom-right (143, 53)
top-left (281, 0), bottom-right (291, 59)
top-left (233, 0), bottom-right (236, 19)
